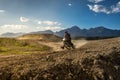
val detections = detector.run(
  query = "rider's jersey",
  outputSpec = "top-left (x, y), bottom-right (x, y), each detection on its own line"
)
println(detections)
top-left (64, 32), bottom-right (71, 41)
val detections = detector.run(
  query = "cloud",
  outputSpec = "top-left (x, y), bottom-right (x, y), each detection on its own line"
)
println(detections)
top-left (87, 4), bottom-right (111, 14)
top-left (36, 20), bottom-right (62, 31)
top-left (88, 0), bottom-right (104, 3)
top-left (37, 21), bottom-right (42, 24)
top-left (37, 20), bottom-right (61, 26)
top-left (36, 26), bottom-right (64, 31)
top-left (68, 3), bottom-right (72, 6)
top-left (45, 26), bottom-right (64, 31)
top-left (43, 20), bottom-right (61, 26)
top-left (111, 1), bottom-right (120, 13)
top-left (0, 10), bottom-right (5, 13)
top-left (87, 1), bottom-right (120, 14)
top-left (43, 21), bottom-right (54, 25)
top-left (20, 17), bottom-right (29, 22)
top-left (0, 24), bottom-right (28, 30)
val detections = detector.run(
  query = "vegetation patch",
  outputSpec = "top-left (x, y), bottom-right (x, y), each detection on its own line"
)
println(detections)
top-left (0, 38), bottom-right (51, 55)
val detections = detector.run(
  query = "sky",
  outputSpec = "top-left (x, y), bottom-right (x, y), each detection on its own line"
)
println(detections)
top-left (0, 0), bottom-right (120, 34)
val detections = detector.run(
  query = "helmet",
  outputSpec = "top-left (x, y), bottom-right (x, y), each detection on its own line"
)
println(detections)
top-left (65, 31), bottom-right (68, 33)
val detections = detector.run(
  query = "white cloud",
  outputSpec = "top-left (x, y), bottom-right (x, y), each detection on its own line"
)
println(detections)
top-left (45, 26), bottom-right (64, 31)
top-left (111, 1), bottom-right (120, 13)
top-left (37, 20), bottom-right (61, 26)
top-left (68, 3), bottom-right (72, 6)
top-left (37, 21), bottom-right (42, 24)
top-left (88, 0), bottom-right (104, 3)
top-left (0, 24), bottom-right (28, 30)
top-left (0, 24), bottom-right (30, 34)
top-left (43, 21), bottom-right (55, 26)
top-left (0, 10), bottom-right (5, 13)
top-left (36, 20), bottom-right (62, 31)
top-left (43, 21), bottom-right (54, 25)
top-left (20, 17), bottom-right (29, 22)
top-left (87, 1), bottom-right (120, 14)
top-left (36, 26), bottom-right (64, 31)
top-left (87, 4), bottom-right (111, 14)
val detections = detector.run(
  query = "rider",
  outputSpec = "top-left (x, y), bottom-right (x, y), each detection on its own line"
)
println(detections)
top-left (61, 31), bottom-right (74, 49)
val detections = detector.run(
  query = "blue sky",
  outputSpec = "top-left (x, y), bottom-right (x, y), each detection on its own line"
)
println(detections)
top-left (0, 0), bottom-right (120, 34)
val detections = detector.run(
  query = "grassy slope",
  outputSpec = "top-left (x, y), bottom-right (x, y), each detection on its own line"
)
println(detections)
top-left (0, 37), bottom-right (119, 80)
top-left (17, 34), bottom-right (62, 42)
top-left (0, 38), bottom-right (51, 55)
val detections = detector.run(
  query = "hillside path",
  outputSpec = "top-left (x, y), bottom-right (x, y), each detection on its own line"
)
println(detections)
top-left (38, 40), bottom-right (88, 51)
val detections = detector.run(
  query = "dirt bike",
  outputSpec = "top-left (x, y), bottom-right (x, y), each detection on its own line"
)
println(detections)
top-left (61, 39), bottom-right (75, 50)
top-left (64, 41), bottom-right (75, 50)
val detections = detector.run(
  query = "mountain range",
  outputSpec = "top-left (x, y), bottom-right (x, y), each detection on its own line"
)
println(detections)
top-left (55, 26), bottom-right (120, 38)
top-left (0, 26), bottom-right (120, 38)
top-left (0, 32), bottom-right (25, 37)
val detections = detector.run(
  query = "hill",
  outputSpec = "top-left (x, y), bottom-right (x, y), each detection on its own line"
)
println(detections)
top-left (0, 37), bottom-right (119, 80)
top-left (17, 34), bottom-right (62, 42)
top-left (30, 30), bottom-right (53, 34)
top-left (0, 38), bottom-right (51, 55)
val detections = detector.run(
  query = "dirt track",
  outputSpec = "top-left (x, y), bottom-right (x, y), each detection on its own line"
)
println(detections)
top-left (38, 40), bottom-right (88, 51)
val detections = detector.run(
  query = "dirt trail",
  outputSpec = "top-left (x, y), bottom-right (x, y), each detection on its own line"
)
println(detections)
top-left (73, 40), bottom-right (88, 48)
top-left (38, 40), bottom-right (88, 51)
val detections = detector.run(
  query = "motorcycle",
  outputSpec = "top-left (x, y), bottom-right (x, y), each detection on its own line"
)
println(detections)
top-left (61, 38), bottom-right (75, 50)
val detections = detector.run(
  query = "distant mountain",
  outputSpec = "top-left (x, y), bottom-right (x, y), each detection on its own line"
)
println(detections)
top-left (30, 30), bottom-right (53, 34)
top-left (55, 26), bottom-right (86, 38)
top-left (1, 26), bottom-right (120, 38)
top-left (55, 26), bottom-right (120, 38)
top-left (0, 32), bottom-right (25, 37)
top-left (0, 30), bottom-right (54, 37)
top-left (86, 26), bottom-right (120, 37)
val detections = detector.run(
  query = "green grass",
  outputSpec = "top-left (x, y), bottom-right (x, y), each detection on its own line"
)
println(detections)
top-left (0, 38), bottom-right (51, 55)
